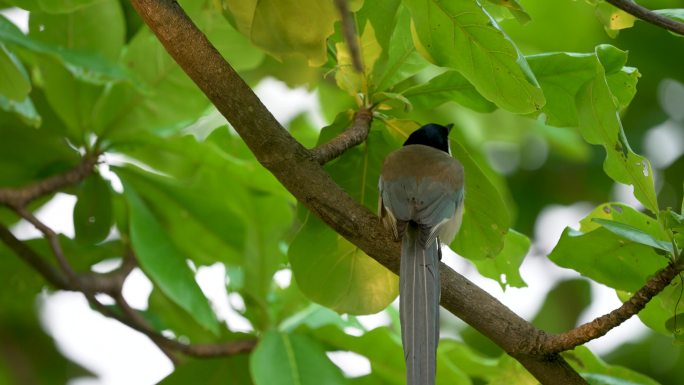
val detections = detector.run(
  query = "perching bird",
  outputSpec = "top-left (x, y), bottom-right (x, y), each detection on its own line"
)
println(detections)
top-left (378, 123), bottom-right (465, 385)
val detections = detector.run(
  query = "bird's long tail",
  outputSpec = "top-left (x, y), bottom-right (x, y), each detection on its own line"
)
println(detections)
top-left (400, 225), bottom-right (440, 385)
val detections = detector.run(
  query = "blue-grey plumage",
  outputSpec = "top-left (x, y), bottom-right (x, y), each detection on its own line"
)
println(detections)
top-left (378, 123), bottom-right (464, 385)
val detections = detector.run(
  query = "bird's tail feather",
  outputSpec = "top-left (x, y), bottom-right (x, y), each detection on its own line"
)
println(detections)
top-left (400, 226), bottom-right (440, 385)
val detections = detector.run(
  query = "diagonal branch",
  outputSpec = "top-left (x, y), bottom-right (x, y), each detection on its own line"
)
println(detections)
top-left (311, 107), bottom-right (373, 164)
top-left (539, 262), bottom-right (684, 354)
top-left (128, 1), bottom-right (586, 383)
top-left (0, 224), bottom-right (69, 289)
top-left (333, 0), bottom-right (363, 73)
top-left (605, 0), bottom-right (684, 35)
top-left (0, 154), bottom-right (98, 208)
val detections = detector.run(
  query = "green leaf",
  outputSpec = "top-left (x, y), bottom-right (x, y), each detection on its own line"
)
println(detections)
top-left (595, 2), bottom-right (636, 33)
top-left (450, 138), bottom-right (510, 260)
top-left (0, 123), bottom-right (79, 187)
top-left (147, 288), bottom-right (223, 342)
top-left (592, 218), bottom-right (673, 253)
top-left (402, 70), bottom-right (497, 113)
top-left (404, 0), bottom-right (545, 113)
top-left (0, 44), bottom-right (30, 101)
top-left (159, 355), bottom-right (253, 385)
top-left (96, 28), bottom-right (210, 136)
top-left (575, 46), bottom-right (658, 214)
top-left (437, 339), bottom-right (499, 382)
top-left (548, 203), bottom-right (669, 292)
top-left (527, 46), bottom-right (638, 128)
top-left (222, 0), bottom-right (340, 66)
top-left (485, 0), bottom-right (531, 24)
top-left (179, 0), bottom-right (264, 71)
top-left (0, 94), bottom-right (41, 127)
top-left (532, 279), bottom-right (592, 333)
top-left (250, 330), bottom-right (346, 385)
top-left (0, 14), bottom-right (131, 85)
top-left (36, 0), bottom-right (101, 13)
top-left (472, 229), bottom-right (529, 289)
top-left (310, 325), bottom-right (405, 384)
top-left (565, 346), bottom-right (660, 385)
top-left (335, 20), bottom-right (382, 96)
top-left (27, 0), bottom-right (126, 141)
top-left (114, 165), bottom-right (245, 267)
top-left (289, 212), bottom-right (398, 315)
top-left (290, 116), bottom-right (399, 314)
top-left (123, 184), bottom-right (221, 335)
top-left (73, 172), bottom-right (113, 245)
top-left (372, 6), bottom-right (428, 93)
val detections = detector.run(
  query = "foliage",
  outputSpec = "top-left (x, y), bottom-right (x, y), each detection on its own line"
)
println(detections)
top-left (0, 0), bottom-right (683, 384)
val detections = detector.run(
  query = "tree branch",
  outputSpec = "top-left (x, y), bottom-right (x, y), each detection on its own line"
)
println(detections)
top-left (605, 0), bottom-right (684, 35)
top-left (333, 0), bottom-right (363, 73)
top-left (0, 224), bottom-right (69, 289)
top-left (128, 1), bottom-right (586, 383)
top-left (0, 152), bottom-right (256, 362)
top-left (539, 262), bottom-right (683, 354)
top-left (0, 154), bottom-right (98, 208)
top-left (311, 108), bottom-right (373, 164)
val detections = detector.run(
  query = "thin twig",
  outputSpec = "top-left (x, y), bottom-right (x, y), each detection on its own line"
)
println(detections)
top-left (333, 0), bottom-right (363, 73)
top-left (311, 108), bottom-right (373, 164)
top-left (0, 224), bottom-right (69, 289)
top-left (605, 0), bottom-right (684, 35)
top-left (539, 262), bottom-right (683, 354)
top-left (15, 206), bottom-right (80, 284)
top-left (0, 155), bottom-right (98, 208)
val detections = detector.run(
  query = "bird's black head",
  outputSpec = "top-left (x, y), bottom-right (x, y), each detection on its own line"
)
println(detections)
top-left (403, 123), bottom-right (453, 153)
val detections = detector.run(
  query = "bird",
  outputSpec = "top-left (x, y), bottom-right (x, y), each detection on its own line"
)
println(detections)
top-left (378, 123), bottom-right (465, 385)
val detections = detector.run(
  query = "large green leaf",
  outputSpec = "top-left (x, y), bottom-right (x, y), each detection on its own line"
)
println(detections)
top-left (289, 212), bottom-right (399, 315)
top-left (472, 229), bottom-right (529, 289)
top-left (0, 94), bottom-right (41, 127)
top-left (565, 346), bottom-right (660, 385)
top-left (28, 0), bottom-right (125, 142)
top-left (402, 70), bottom-right (496, 113)
top-left (36, 0), bottom-right (102, 13)
top-left (250, 330), bottom-right (347, 385)
top-left (449, 139), bottom-right (510, 260)
top-left (222, 0), bottom-right (341, 66)
top-left (371, 6), bottom-right (428, 93)
top-left (290, 116), bottom-right (399, 315)
top-left (311, 325), bottom-right (405, 384)
top-left (0, 15), bottom-right (131, 85)
top-left (114, 165), bottom-right (245, 267)
top-left (0, 44), bottom-right (30, 101)
top-left (575, 46), bottom-right (658, 214)
top-left (527, 45), bottom-right (638, 128)
top-left (548, 203), bottom-right (669, 292)
top-left (96, 28), bottom-right (210, 137)
top-left (179, 0), bottom-right (264, 71)
top-left (123, 184), bottom-right (221, 335)
top-left (0, 123), bottom-right (78, 187)
top-left (159, 355), bottom-right (253, 385)
top-left (404, 0), bottom-right (545, 113)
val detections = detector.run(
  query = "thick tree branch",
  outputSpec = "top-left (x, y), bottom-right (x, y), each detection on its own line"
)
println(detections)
top-left (311, 107), bottom-right (373, 164)
top-left (333, 0), bottom-right (363, 73)
top-left (540, 262), bottom-right (684, 354)
top-left (605, 0), bottom-right (684, 35)
top-left (0, 154), bottom-right (98, 208)
top-left (129, 1), bottom-right (586, 383)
